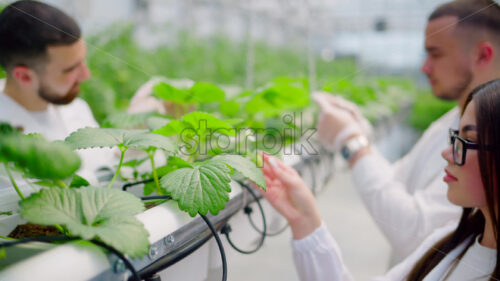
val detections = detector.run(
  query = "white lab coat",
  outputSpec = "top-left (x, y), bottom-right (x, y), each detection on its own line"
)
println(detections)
top-left (291, 221), bottom-right (481, 281)
top-left (351, 108), bottom-right (463, 262)
top-left (0, 85), bottom-right (114, 185)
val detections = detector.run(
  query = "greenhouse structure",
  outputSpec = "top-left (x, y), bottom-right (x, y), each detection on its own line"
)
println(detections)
top-left (1, 0), bottom-right (499, 281)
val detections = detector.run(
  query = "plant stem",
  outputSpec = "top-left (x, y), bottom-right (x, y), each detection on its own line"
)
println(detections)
top-left (4, 163), bottom-right (25, 200)
top-left (108, 146), bottom-right (127, 189)
top-left (147, 150), bottom-right (161, 194)
top-left (54, 179), bottom-right (68, 189)
top-left (54, 224), bottom-right (65, 234)
top-left (0, 235), bottom-right (16, 240)
top-left (143, 199), bottom-right (169, 205)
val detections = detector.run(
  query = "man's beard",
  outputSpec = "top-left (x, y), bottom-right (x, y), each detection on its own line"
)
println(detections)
top-left (38, 83), bottom-right (80, 105)
top-left (436, 70), bottom-right (473, 102)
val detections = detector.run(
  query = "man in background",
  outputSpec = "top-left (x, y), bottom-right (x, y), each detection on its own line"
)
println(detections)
top-left (314, 0), bottom-right (500, 262)
top-left (0, 0), bottom-right (112, 183)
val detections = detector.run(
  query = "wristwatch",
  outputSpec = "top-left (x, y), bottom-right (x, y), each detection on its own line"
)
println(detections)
top-left (340, 135), bottom-right (369, 161)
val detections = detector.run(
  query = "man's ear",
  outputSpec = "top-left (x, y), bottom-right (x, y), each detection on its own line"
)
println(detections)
top-left (475, 41), bottom-right (494, 69)
top-left (12, 65), bottom-right (38, 86)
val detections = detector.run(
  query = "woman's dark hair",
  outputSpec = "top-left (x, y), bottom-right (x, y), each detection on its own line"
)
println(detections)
top-left (407, 79), bottom-right (500, 281)
top-left (0, 0), bottom-right (81, 72)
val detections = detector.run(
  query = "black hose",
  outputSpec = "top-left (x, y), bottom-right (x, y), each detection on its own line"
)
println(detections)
top-left (122, 178), bottom-right (154, 191)
top-left (241, 182), bottom-right (289, 237)
top-left (220, 182), bottom-right (266, 254)
top-left (199, 214), bottom-right (227, 281)
top-left (141, 195), bottom-right (172, 201)
top-left (91, 240), bottom-right (141, 281)
top-left (247, 210), bottom-right (289, 237)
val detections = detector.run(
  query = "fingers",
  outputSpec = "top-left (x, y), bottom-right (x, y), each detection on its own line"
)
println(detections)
top-left (262, 154), bottom-right (299, 186)
top-left (312, 92), bottom-right (337, 112)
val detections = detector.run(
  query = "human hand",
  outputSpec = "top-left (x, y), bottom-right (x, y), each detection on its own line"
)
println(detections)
top-left (128, 77), bottom-right (168, 114)
top-left (313, 92), bottom-right (372, 151)
top-left (260, 153), bottom-right (321, 239)
top-left (127, 77), bottom-right (195, 118)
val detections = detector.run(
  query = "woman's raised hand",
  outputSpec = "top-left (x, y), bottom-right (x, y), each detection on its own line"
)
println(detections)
top-left (261, 153), bottom-right (322, 239)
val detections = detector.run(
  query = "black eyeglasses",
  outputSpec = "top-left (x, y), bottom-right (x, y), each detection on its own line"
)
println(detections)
top-left (448, 128), bottom-right (482, 166)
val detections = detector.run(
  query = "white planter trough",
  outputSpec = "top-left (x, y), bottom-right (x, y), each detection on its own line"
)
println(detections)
top-left (0, 141), bottom-right (334, 281)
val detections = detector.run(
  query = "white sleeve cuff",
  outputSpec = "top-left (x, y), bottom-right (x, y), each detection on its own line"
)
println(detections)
top-left (292, 222), bottom-right (336, 253)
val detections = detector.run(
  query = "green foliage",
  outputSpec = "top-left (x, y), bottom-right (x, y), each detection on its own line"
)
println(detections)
top-left (65, 128), bottom-right (131, 149)
top-left (153, 82), bottom-right (225, 104)
top-left (0, 122), bottom-right (17, 135)
top-left (65, 127), bottom-right (176, 153)
top-left (189, 82), bottom-right (226, 103)
top-left (159, 154), bottom-right (266, 216)
top-left (409, 91), bottom-right (456, 131)
top-left (154, 112), bottom-right (236, 161)
top-left (160, 160), bottom-right (232, 216)
top-left (212, 154), bottom-right (266, 190)
top-left (245, 78), bottom-right (310, 117)
top-left (80, 25), bottom-right (362, 124)
top-left (102, 111), bottom-right (156, 129)
top-left (19, 187), bottom-right (149, 257)
top-left (322, 77), bottom-right (417, 123)
top-left (154, 112), bottom-right (233, 140)
top-left (153, 83), bottom-right (190, 103)
top-left (69, 174), bottom-right (90, 188)
top-left (0, 134), bottom-right (81, 180)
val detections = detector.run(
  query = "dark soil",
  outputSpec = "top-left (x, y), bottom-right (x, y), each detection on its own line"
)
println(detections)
top-left (8, 224), bottom-right (61, 239)
top-left (145, 202), bottom-right (160, 210)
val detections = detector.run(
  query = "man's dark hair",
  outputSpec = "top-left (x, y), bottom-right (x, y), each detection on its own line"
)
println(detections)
top-left (0, 0), bottom-right (81, 72)
top-left (429, 0), bottom-right (500, 41)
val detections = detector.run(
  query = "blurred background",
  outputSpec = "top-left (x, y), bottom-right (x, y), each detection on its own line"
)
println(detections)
top-left (0, 0), bottom-right (458, 280)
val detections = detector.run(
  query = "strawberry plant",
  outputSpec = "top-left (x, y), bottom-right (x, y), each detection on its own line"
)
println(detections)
top-left (64, 111), bottom-right (266, 217)
top-left (0, 127), bottom-right (150, 258)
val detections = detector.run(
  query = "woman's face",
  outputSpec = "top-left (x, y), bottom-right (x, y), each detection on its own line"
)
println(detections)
top-left (442, 100), bottom-right (487, 208)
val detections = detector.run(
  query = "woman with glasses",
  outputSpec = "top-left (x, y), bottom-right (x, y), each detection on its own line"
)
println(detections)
top-left (261, 79), bottom-right (500, 281)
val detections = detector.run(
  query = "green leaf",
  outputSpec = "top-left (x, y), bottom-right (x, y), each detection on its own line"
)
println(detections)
top-left (102, 112), bottom-right (155, 129)
top-left (0, 134), bottom-right (81, 180)
top-left (69, 174), bottom-right (90, 188)
top-left (152, 156), bottom-right (194, 181)
top-left (33, 180), bottom-right (56, 187)
top-left (0, 122), bottom-right (17, 136)
top-left (0, 248), bottom-right (5, 259)
top-left (65, 127), bottom-right (130, 149)
top-left (153, 120), bottom-right (193, 137)
top-left (189, 82), bottom-right (225, 103)
top-left (245, 79), bottom-right (309, 116)
top-left (78, 187), bottom-right (144, 226)
top-left (143, 181), bottom-right (156, 196)
top-left (20, 187), bottom-right (149, 257)
top-left (123, 133), bottom-right (176, 153)
top-left (146, 116), bottom-right (170, 131)
top-left (154, 112), bottom-right (235, 139)
top-left (122, 157), bottom-right (148, 168)
top-left (219, 100), bottom-right (240, 118)
top-left (153, 82), bottom-right (191, 104)
top-left (182, 112), bottom-right (235, 137)
top-left (20, 188), bottom-right (82, 226)
top-left (212, 154), bottom-right (266, 190)
top-left (160, 161), bottom-right (232, 216)
top-left (166, 156), bottom-right (193, 169)
top-left (65, 128), bottom-right (175, 153)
